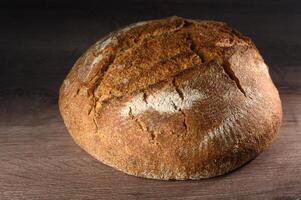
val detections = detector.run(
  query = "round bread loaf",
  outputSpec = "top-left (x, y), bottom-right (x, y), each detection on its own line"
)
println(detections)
top-left (59, 16), bottom-right (282, 180)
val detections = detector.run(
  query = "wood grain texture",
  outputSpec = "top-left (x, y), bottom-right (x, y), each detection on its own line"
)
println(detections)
top-left (0, 0), bottom-right (300, 199)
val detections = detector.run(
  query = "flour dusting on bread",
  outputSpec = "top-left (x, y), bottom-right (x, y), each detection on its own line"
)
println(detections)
top-left (121, 86), bottom-right (206, 117)
top-left (95, 35), bottom-right (118, 52)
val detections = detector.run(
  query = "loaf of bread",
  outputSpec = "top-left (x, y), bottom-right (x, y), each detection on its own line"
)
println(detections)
top-left (59, 16), bottom-right (282, 180)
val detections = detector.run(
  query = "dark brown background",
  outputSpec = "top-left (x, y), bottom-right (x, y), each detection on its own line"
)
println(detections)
top-left (0, 0), bottom-right (300, 199)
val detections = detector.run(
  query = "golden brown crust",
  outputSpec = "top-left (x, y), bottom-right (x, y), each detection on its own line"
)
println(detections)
top-left (59, 16), bottom-right (282, 180)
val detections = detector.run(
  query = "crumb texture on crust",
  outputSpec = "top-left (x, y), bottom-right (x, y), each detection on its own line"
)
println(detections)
top-left (59, 16), bottom-right (282, 180)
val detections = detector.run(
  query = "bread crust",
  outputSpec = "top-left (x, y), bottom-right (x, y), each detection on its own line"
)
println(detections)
top-left (59, 16), bottom-right (282, 180)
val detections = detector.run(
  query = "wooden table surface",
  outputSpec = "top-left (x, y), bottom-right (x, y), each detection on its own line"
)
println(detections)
top-left (1, 1), bottom-right (300, 199)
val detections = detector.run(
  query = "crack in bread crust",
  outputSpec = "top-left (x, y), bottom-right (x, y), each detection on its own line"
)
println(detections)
top-left (221, 60), bottom-right (246, 97)
top-left (82, 18), bottom-right (252, 115)
top-left (86, 17), bottom-right (190, 113)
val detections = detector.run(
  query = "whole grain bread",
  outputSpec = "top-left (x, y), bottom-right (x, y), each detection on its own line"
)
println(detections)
top-left (59, 16), bottom-right (282, 180)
